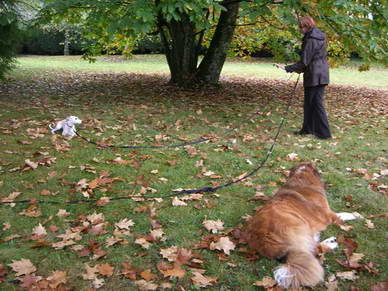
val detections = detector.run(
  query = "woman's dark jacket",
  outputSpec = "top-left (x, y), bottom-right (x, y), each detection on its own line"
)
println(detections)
top-left (285, 27), bottom-right (329, 87)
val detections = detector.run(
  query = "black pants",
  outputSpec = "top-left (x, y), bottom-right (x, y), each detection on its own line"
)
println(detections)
top-left (301, 85), bottom-right (331, 139)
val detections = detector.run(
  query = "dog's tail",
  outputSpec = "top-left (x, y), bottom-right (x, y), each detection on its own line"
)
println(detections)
top-left (274, 238), bottom-right (323, 289)
top-left (48, 123), bottom-right (54, 130)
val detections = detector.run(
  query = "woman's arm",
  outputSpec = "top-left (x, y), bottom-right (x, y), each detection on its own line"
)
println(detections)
top-left (285, 39), bottom-right (315, 73)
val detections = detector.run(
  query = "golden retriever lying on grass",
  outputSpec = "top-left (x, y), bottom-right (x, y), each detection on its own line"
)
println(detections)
top-left (244, 162), bottom-right (356, 289)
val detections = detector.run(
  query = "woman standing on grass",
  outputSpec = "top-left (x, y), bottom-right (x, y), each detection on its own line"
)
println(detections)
top-left (275, 16), bottom-right (332, 139)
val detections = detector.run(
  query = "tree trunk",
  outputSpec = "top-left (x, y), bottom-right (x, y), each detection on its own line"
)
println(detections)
top-left (159, 13), bottom-right (198, 86)
top-left (197, 2), bottom-right (240, 84)
top-left (157, 2), bottom-right (239, 87)
top-left (64, 28), bottom-right (70, 56)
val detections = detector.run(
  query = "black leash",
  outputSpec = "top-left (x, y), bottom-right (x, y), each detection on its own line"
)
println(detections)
top-left (75, 131), bottom-right (209, 149)
top-left (74, 89), bottom-right (282, 150)
top-left (1, 75), bottom-right (300, 205)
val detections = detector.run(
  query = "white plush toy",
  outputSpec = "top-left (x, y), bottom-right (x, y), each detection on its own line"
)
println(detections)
top-left (49, 116), bottom-right (82, 137)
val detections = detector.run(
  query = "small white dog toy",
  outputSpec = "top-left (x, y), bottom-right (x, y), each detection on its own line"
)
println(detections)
top-left (49, 116), bottom-right (82, 137)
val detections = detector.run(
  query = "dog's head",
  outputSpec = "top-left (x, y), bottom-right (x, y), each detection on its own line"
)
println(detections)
top-left (288, 162), bottom-right (323, 186)
top-left (66, 116), bottom-right (82, 126)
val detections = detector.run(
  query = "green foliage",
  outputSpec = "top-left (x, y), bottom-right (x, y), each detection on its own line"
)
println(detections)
top-left (20, 26), bottom-right (86, 55)
top-left (0, 1), bottom-right (22, 79)
top-left (39, 0), bottom-right (386, 65)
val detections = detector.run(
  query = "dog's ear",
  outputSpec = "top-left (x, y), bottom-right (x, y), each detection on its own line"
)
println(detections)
top-left (307, 163), bottom-right (320, 177)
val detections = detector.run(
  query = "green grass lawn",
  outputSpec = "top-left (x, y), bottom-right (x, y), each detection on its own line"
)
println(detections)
top-left (14, 55), bottom-right (388, 90)
top-left (0, 56), bottom-right (387, 290)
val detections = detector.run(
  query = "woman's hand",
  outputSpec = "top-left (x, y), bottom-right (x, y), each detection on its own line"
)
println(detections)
top-left (273, 63), bottom-right (286, 70)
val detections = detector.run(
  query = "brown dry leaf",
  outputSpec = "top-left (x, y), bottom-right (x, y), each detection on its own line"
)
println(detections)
top-left (47, 271), bottom-right (67, 288)
top-left (8, 258), bottom-right (37, 276)
top-left (176, 248), bottom-right (193, 266)
top-left (371, 281), bottom-right (388, 291)
top-left (3, 234), bottom-right (21, 242)
top-left (185, 145), bottom-right (197, 157)
top-left (134, 279), bottom-right (158, 290)
top-left (150, 228), bottom-right (165, 241)
top-left (202, 219), bottom-right (224, 234)
top-left (96, 197), bottom-right (110, 206)
top-left (286, 152), bottom-right (299, 161)
top-left (365, 219), bottom-right (375, 229)
top-left (19, 204), bottom-right (42, 217)
top-left (40, 189), bottom-right (51, 196)
top-left (1, 191), bottom-right (21, 202)
top-left (32, 223), bottom-right (47, 237)
top-left (253, 276), bottom-right (277, 288)
top-left (97, 263), bottom-right (114, 277)
top-left (209, 236), bottom-right (236, 255)
top-left (191, 271), bottom-right (217, 288)
top-left (115, 218), bottom-right (135, 230)
top-left (369, 212), bottom-right (388, 218)
top-left (160, 246), bottom-right (178, 262)
top-left (82, 263), bottom-right (99, 280)
top-left (348, 253), bottom-right (365, 268)
top-left (87, 212), bottom-right (105, 224)
top-left (0, 264), bottom-right (7, 283)
top-left (19, 274), bottom-right (43, 289)
top-left (135, 238), bottom-right (151, 249)
top-left (140, 269), bottom-right (158, 281)
top-left (57, 209), bottom-right (70, 217)
top-left (336, 270), bottom-right (359, 281)
top-left (106, 236), bottom-right (123, 247)
top-left (172, 197), bottom-right (187, 206)
top-left (159, 264), bottom-right (186, 278)
top-left (25, 159), bottom-right (38, 169)
top-left (110, 157), bottom-right (131, 165)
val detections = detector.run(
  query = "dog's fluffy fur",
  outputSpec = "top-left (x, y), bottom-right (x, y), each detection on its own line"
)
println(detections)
top-left (49, 116), bottom-right (82, 137)
top-left (244, 163), bottom-right (355, 289)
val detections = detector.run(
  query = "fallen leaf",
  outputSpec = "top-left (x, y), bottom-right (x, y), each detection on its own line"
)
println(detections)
top-left (32, 223), bottom-right (47, 237)
top-left (115, 218), bottom-right (135, 230)
top-left (140, 269), bottom-right (158, 281)
top-left (286, 152), bottom-right (298, 161)
top-left (8, 259), bottom-right (37, 276)
top-left (172, 197), bottom-right (187, 206)
top-left (25, 159), bottom-right (38, 169)
top-left (134, 279), bottom-right (158, 290)
top-left (97, 263), bottom-right (114, 277)
top-left (135, 238), bottom-right (151, 249)
top-left (160, 246), bottom-right (178, 262)
top-left (202, 219), bottom-right (224, 234)
top-left (57, 209), bottom-right (70, 217)
top-left (47, 271), bottom-right (67, 288)
top-left (371, 280), bottom-right (388, 291)
top-left (336, 270), bottom-right (359, 281)
top-left (19, 274), bottom-right (43, 288)
top-left (82, 263), bottom-right (99, 280)
top-left (365, 219), bottom-right (375, 229)
top-left (191, 271), bottom-right (217, 288)
top-left (253, 276), bottom-right (277, 288)
top-left (209, 236), bottom-right (236, 255)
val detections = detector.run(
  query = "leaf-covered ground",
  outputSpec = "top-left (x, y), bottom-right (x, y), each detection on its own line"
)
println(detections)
top-left (0, 69), bottom-right (387, 290)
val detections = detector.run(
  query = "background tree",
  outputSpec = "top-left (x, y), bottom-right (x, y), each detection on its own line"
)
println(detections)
top-left (37, 0), bottom-right (387, 86)
top-left (0, 0), bottom-right (41, 79)
top-left (0, 0), bottom-right (22, 79)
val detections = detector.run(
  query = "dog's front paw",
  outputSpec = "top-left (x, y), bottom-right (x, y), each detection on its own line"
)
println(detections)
top-left (321, 236), bottom-right (338, 250)
top-left (337, 212), bottom-right (357, 221)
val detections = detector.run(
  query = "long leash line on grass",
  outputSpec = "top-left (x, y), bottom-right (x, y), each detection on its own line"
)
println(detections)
top-left (74, 73), bottom-right (296, 149)
top-left (0, 75), bottom-right (300, 206)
